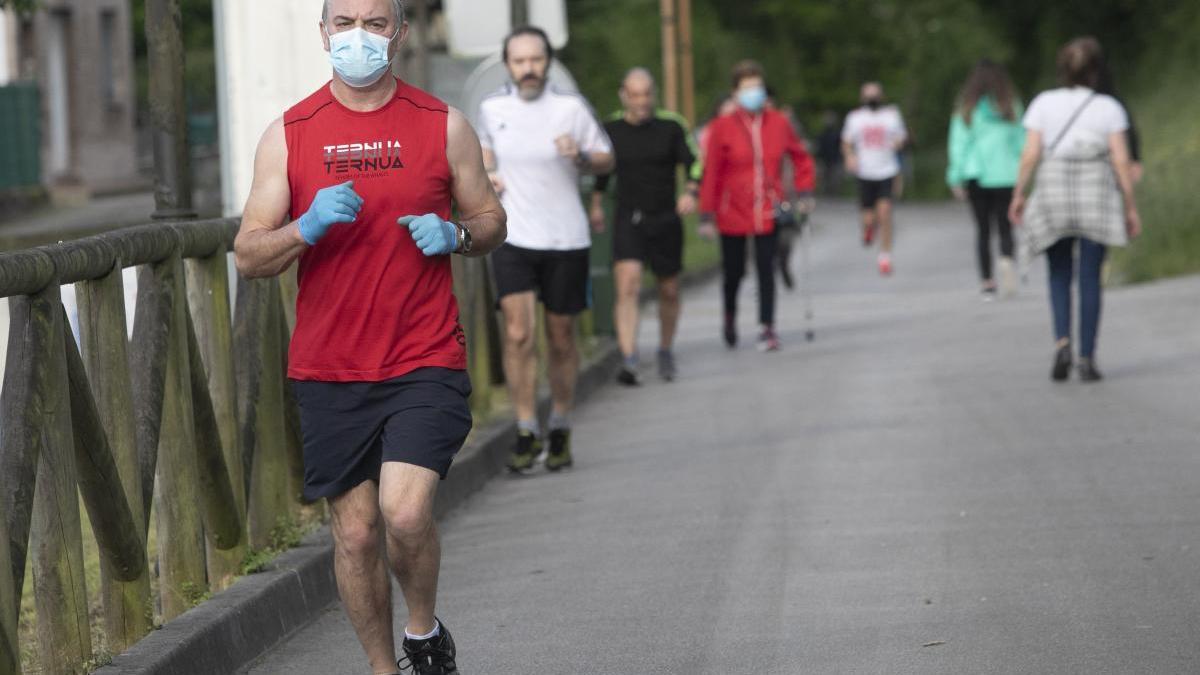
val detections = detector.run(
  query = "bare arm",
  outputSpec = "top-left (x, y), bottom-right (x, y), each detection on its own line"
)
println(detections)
top-left (582, 150), bottom-right (615, 175)
top-left (1107, 131), bottom-right (1137, 212)
top-left (447, 107), bottom-right (506, 256)
top-left (1107, 130), bottom-right (1141, 237)
top-left (841, 140), bottom-right (858, 175)
top-left (233, 118), bottom-right (307, 278)
top-left (1008, 129), bottom-right (1043, 226)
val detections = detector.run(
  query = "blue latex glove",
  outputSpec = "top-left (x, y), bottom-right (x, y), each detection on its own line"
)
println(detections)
top-left (297, 181), bottom-right (363, 245)
top-left (398, 213), bottom-right (458, 256)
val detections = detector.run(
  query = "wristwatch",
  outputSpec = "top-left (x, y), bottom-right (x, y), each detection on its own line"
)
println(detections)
top-left (454, 222), bottom-right (472, 255)
top-left (576, 150), bottom-right (591, 168)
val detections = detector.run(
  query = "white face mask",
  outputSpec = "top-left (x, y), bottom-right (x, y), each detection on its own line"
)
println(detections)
top-left (327, 26), bottom-right (395, 88)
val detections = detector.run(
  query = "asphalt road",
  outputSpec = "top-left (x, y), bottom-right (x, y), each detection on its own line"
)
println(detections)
top-left (243, 200), bottom-right (1200, 675)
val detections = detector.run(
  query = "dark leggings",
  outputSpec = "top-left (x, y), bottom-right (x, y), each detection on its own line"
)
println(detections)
top-left (966, 180), bottom-right (1015, 281)
top-left (720, 231), bottom-right (778, 326)
top-left (1046, 237), bottom-right (1107, 358)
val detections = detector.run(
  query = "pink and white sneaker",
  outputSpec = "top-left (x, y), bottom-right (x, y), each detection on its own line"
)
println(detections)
top-left (878, 252), bottom-right (893, 276)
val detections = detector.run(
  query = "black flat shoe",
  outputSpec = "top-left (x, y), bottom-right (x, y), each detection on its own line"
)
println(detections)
top-left (1051, 345), bottom-right (1072, 381)
top-left (1078, 357), bottom-right (1104, 382)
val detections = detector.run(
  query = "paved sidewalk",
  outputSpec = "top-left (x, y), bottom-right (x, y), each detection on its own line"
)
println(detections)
top-left (244, 201), bottom-right (1200, 674)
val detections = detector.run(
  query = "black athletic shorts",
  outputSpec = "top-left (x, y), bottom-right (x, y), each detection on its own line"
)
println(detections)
top-left (858, 177), bottom-right (895, 209)
top-left (612, 208), bottom-right (684, 278)
top-left (290, 367), bottom-right (473, 501)
top-left (491, 243), bottom-right (591, 315)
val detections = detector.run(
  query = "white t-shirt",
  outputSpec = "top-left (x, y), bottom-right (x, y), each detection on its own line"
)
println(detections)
top-left (842, 105), bottom-right (907, 180)
top-left (1023, 87), bottom-right (1128, 160)
top-left (477, 85), bottom-right (612, 251)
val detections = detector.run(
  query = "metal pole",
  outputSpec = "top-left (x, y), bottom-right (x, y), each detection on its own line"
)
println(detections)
top-left (511, 0), bottom-right (529, 28)
top-left (146, 0), bottom-right (196, 220)
top-left (659, 0), bottom-right (679, 112)
top-left (678, 0), bottom-right (695, 124)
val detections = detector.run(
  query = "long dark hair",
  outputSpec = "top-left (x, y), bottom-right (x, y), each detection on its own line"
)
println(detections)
top-left (957, 59), bottom-right (1017, 125)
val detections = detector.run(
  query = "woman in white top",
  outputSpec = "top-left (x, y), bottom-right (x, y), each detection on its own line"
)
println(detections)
top-left (1009, 37), bottom-right (1142, 382)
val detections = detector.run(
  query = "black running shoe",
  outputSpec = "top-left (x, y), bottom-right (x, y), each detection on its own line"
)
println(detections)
top-left (1078, 357), bottom-right (1103, 382)
top-left (507, 430), bottom-right (541, 473)
top-left (616, 365), bottom-right (641, 386)
top-left (657, 349), bottom-right (677, 382)
top-left (1051, 344), bottom-right (1072, 382)
top-left (545, 428), bottom-right (573, 471)
top-left (398, 619), bottom-right (457, 674)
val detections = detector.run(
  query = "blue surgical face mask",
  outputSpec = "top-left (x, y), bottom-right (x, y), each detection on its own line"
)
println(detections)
top-left (737, 85), bottom-right (767, 113)
top-left (327, 26), bottom-right (396, 88)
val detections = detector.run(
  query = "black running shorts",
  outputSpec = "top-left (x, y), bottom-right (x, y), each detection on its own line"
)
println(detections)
top-left (857, 177), bottom-right (895, 209)
top-left (491, 243), bottom-right (591, 315)
top-left (612, 208), bottom-right (684, 278)
top-left (290, 367), bottom-right (473, 501)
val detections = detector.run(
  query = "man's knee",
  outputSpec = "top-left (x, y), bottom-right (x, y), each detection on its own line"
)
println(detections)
top-left (658, 280), bottom-right (680, 304)
top-left (332, 515), bottom-right (381, 559)
top-left (545, 319), bottom-right (576, 360)
top-left (504, 318), bottom-right (534, 353)
top-left (380, 498), bottom-right (434, 544)
top-left (616, 279), bottom-right (641, 302)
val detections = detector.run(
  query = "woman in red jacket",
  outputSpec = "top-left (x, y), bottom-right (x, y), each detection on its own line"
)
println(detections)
top-left (700, 60), bottom-right (816, 351)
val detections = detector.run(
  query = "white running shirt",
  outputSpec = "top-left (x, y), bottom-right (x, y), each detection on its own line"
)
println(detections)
top-left (477, 85), bottom-right (612, 251)
top-left (1023, 87), bottom-right (1128, 160)
top-left (842, 105), bottom-right (907, 180)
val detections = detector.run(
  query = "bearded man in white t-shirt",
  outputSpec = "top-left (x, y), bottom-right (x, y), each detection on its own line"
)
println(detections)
top-left (477, 26), bottom-right (614, 474)
top-left (842, 81), bottom-right (908, 275)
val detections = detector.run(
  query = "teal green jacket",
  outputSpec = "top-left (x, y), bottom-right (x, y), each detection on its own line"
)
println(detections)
top-left (946, 96), bottom-right (1025, 188)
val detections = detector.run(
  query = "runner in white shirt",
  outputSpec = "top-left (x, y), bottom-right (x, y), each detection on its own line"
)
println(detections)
top-left (477, 26), bottom-right (613, 474)
top-left (842, 82), bottom-right (907, 275)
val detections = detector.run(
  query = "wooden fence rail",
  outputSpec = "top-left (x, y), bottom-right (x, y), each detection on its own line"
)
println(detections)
top-left (0, 218), bottom-right (505, 674)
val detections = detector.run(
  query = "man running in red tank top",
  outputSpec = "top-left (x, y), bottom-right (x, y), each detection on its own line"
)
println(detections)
top-left (233, 2), bottom-right (505, 673)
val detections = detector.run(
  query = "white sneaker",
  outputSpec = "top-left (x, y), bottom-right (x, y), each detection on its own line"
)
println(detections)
top-left (998, 257), bottom-right (1017, 298)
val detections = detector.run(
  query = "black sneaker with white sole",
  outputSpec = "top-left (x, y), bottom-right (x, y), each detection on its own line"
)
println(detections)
top-left (398, 619), bottom-right (457, 674)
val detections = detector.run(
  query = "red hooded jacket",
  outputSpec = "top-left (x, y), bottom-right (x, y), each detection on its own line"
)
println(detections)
top-left (700, 108), bottom-right (815, 236)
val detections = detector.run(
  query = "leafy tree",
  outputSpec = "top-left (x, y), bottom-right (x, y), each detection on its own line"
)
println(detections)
top-left (0, 0), bottom-right (37, 11)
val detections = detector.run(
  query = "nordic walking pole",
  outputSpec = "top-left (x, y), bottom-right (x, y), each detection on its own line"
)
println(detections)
top-left (800, 212), bottom-right (815, 342)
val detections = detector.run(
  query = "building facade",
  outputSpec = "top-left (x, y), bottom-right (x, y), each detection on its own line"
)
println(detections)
top-left (1, 0), bottom-right (139, 197)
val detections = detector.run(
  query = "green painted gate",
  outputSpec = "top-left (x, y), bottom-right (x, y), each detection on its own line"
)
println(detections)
top-left (0, 83), bottom-right (41, 191)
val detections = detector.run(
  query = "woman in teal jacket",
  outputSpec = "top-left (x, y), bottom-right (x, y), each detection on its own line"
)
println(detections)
top-left (947, 60), bottom-right (1026, 299)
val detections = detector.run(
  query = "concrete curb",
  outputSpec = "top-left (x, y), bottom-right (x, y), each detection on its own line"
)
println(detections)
top-left (94, 340), bottom-right (624, 675)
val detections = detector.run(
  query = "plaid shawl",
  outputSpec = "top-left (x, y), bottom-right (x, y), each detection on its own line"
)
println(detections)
top-left (1025, 156), bottom-right (1128, 255)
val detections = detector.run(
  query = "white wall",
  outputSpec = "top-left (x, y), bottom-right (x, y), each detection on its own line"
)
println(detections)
top-left (214, 0), bottom-right (332, 217)
top-left (0, 11), bottom-right (10, 85)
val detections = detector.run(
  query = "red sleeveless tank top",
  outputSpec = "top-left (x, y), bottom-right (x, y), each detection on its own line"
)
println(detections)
top-left (284, 79), bottom-right (466, 381)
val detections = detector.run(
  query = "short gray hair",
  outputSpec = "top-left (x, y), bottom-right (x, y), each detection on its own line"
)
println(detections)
top-left (323, 0), bottom-right (405, 25)
top-left (622, 67), bottom-right (655, 89)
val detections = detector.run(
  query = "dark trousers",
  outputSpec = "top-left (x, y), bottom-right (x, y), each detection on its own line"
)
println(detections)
top-left (966, 180), bottom-right (1015, 281)
top-left (721, 230), bottom-right (778, 326)
top-left (1046, 237), bottom-right (1107, 358)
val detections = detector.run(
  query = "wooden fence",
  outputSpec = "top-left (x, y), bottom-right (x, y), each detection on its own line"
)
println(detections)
top-left (0, 218), bottom-right (505, 674)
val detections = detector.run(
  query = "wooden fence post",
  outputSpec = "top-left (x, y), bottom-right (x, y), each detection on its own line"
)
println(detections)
top-left (0, 512), bottom-right (18, 675)
top-left (75, 264), bottom-right (154, 651)
top-left (236, 279), bottom-right (291, 549)
top-left (150, 255), bottom-right (206, 621)
top-left (130, 263), bottom-right (172, 535)
top-left (274, 293), bottom-right (305, 514)
top-left (25, 286), bottom-right (93, 673)
top-left (185, 253), bottom-right (247, 589)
